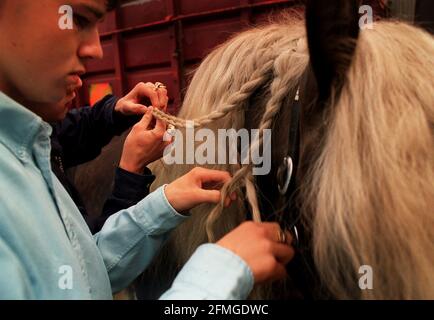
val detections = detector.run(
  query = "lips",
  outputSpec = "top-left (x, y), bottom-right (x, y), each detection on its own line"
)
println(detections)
top-left (65, 69), bottom-right (85, 102)
top-left (68, 74), bottom-right (83, 89)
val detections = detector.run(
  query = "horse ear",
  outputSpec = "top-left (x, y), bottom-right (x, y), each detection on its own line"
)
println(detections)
top-left (305, 0), bottom-right (361, 106)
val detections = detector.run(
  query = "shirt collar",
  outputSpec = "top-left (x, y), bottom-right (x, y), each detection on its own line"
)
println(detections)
top-left (0, 91), bottom-right (52, 162)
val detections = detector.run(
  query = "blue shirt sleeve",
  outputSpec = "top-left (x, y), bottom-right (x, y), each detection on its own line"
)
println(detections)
top-left (0, 236), bottom-right (34, 299)
top-left (95, 185), bottom-right (254, 299)
top-left (94, 185), bottom-right (188, 293)
top-left (159, 244), bottom-right (254, 300)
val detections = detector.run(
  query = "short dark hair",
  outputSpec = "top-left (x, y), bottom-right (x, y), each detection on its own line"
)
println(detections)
top-left (106, 0), bottom-right (120, 11)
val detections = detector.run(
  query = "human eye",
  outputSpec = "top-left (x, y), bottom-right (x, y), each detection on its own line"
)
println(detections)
top-left (74, 14), bottom-right (92, 30)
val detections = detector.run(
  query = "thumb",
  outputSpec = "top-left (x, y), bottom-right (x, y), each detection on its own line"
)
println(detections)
top-left (129, 103), bottom-right (148, 115)
top-left (153, 118), bottom-right (167, 135)
top-left (138, 107), bottom-right (154, 128)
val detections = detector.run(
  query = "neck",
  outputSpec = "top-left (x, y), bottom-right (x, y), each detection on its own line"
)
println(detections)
top-left (0, 74), bottom-right (56, 121)
top-left (0, 70), bottom-right (32, 109)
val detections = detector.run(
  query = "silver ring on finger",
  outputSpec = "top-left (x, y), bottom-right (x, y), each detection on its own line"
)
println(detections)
top-left (154, 82), bottom-right (167, 91)
top-left (277, 228), bottom-right (287, 244)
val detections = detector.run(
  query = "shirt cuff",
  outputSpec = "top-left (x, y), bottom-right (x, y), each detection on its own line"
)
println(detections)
top-left (132, 185), bottom-right (188, 235)
top-left (162, 243), bottom-right (254, 300)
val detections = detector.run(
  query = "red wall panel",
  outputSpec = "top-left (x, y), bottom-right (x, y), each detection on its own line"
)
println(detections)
top-left (119, 1), bottom-right (168, 29)
top-left (123, 31), bottom-right (172, 68)
top-left (77, 0), bottom-right (304, 112)
top-left (179, 0), bottom-right (247, 15)
top-left (77, 0), bottom-right (385, 113)
top-left (183, 18), bottom-right (243, 62)
top-left (86, 42), bottom-right (116, 73)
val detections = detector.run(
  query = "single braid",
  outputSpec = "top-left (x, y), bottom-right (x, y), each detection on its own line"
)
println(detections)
top-left (151, 50), bottom-right (275, 128)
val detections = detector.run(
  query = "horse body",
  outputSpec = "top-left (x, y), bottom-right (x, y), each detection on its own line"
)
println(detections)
top-left (71, 2), bottom-right (434, 299)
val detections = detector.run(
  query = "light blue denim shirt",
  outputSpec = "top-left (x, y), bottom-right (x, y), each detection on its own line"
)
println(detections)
top-left (0, 91), bottom-right (253, 300)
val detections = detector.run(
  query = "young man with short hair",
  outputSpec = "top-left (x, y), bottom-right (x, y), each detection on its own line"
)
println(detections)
top-left (0, 0), bottom-right (294, 299)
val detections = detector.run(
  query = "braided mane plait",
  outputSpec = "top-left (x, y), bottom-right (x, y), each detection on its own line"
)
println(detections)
top-left (151, 33), bottom-right (309, 242)
top-left (151, 50), bottom-right (275, 128)
top-left (206, 39), bottom-right (309, 242)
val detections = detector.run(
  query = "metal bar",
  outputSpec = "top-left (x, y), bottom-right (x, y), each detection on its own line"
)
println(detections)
top-left (165, 0), bottom-right (184, 113)
top-left (387, 0), bottom-right (416, 22)
top-left (100, 0), bottom-right (296, 37)
top-left (173, 20), bottom-right (186, 114)
top-left (240, 0), bottom-right (253, 26)
top-left (113, 9), bottom-right (127, 96)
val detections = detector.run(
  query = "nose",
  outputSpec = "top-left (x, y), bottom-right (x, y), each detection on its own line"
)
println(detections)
top-left (78, 28), bottom-right (104, 60)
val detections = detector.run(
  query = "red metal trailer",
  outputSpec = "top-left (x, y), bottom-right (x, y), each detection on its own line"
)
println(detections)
top-left (78, 0), bottom-right (385, 113)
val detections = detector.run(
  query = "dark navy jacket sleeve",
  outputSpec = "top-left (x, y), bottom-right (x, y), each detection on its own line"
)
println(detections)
top-left (80, 166), bottom-right (156, 235)
top-left (51, 94), bottom-right (154, 234)
top-left (99, 167), bottom-right (156, 223)
top-left (54, 95), bottom-right (140, 168)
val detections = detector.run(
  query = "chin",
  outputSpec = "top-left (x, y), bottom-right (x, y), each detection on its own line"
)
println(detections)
top-left (44, 106), bottom-right (69, 123)
top-left (57, 107), bottom-right (70, 120)
top-left (55, 96), bottom-right (73, 120)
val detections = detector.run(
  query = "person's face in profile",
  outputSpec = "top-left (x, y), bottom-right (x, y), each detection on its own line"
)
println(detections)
top-left (0, 0), bottom-right (108, 121)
